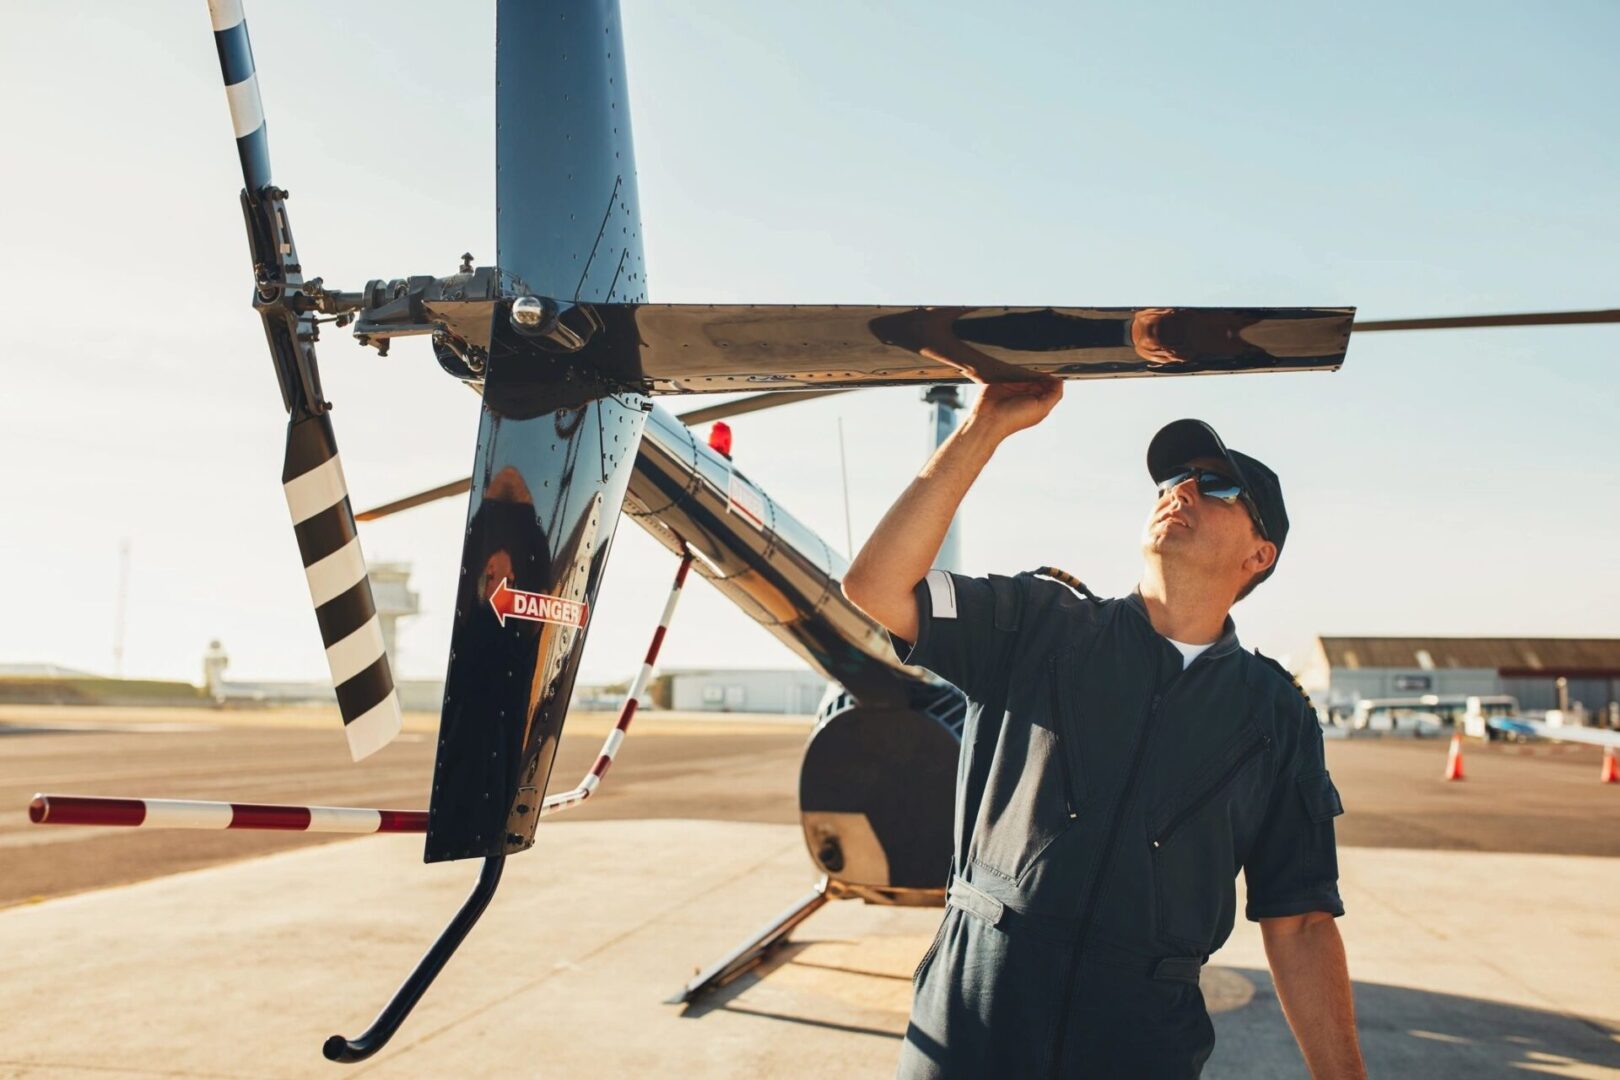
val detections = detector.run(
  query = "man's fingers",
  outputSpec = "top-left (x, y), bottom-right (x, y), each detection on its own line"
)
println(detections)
top-left (987, 377), bottom-right (1062, 398)
top-left (1015, 380), bottom-right (1063, 407)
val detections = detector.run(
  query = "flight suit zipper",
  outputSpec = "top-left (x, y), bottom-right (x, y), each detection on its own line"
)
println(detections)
top-left (1049, 683), bottom-right (1168, 1077)
top-left (1048, 664), bottom-right (1080, 819)
top-left (1150, 733), bottom-right (1270, 851)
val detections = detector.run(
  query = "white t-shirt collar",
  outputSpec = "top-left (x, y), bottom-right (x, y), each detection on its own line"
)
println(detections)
top-left (1165, 636), bottom-right (1214, 669)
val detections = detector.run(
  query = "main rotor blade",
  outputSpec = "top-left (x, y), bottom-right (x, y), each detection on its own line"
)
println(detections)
top-left (355, 478), bottom-right (474, 522)
top-left (580, 305), bottom-right (1352, 394)
top-left (355, 387), bottom-right (864, 522)
top-left (675, 388), bottom-right (856, 426)
top-left (1354, 308), bottom-right (1620, 333)
top-left (348, 304), bottom-right (1613, 527)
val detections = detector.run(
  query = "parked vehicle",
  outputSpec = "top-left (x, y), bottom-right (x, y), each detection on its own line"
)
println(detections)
top-left (1462, 695), bottom-right (1523, 739)
top-left (1352, 701), bottom-right (1446, 737)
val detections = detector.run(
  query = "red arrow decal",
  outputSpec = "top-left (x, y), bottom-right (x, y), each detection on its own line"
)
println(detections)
top-left (489, 578), bottom-right (590, 630)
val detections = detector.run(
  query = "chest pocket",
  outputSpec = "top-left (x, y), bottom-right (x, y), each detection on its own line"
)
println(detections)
top-left (966, 651), bottom-right (1084, 886)
top-left (1147, 725), bottom-right (1271, 953)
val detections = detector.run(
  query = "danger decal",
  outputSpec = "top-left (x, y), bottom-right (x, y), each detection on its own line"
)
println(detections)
top-left (489, 578), bottom-right (589, 630)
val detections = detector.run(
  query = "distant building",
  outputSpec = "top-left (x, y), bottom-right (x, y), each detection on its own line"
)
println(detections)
top-left (1300, 637), bottom-right (1620, 722)
top-left (366, 562), bottom-right (421, 664)
top-left (203, 562), bottom-right (427, 707)
top-left (0, 663), bottom-right (99, 678)
top-left (202, 640), bottom-right (230, 697)
top-left (664, 668), bottom-right (827, 715)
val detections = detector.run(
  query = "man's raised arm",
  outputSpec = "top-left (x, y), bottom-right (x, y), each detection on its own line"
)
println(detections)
top-left (842, 379), bottom-right (1063, 643)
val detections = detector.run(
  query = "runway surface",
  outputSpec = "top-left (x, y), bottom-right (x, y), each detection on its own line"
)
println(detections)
top-left (1, 707), bottom-right (1616, 1077)
top-left (3, 709), bottom-right (1615, 908)
top-left (0, 708), bottom-right (807, 908)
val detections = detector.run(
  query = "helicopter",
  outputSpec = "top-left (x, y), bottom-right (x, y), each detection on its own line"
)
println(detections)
top-left (25, 0), bottom-right (1618, 1064)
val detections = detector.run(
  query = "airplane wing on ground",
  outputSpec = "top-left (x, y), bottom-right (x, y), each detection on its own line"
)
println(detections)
top-left (1489, 717), bottom-right (1620, 749)
top-left (1537, 724), bottom-right (1620, 750)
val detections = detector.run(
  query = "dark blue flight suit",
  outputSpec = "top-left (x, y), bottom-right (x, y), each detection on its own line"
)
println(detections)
top-left (891, 568), bottom-right (1344, 1079)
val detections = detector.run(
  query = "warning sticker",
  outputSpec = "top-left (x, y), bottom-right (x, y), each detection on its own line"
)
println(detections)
top-left (489, 578), bottom-right (590, 629)
top-left (726, 472), bottom-right (767, 529)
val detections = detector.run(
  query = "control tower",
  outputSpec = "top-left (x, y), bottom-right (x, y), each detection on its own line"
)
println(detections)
top-left (200, 564), bottom-right (420, 702)
top-left (202, 639), bottom-right (229, 699)
top-left (365, 562), bottom-right (421, 667)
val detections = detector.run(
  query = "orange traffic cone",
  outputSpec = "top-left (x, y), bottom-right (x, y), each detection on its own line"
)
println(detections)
top-left (1601, 746), bottom-right (1618, 784)
top-left (1444, 732), bottom-right (1465, 781)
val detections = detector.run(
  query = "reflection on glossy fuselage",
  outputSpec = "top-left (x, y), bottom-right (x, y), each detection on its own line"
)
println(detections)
top-left (624, 401), bottom-right (931, 709)
top-left (476, 302), bottom-right (1353, 395)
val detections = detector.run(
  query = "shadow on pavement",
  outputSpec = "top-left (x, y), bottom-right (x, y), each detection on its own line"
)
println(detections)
top-left (1207, 967), bottom-right (1620, 1079)
top-left (675, 939), bottom-right (906, 1041)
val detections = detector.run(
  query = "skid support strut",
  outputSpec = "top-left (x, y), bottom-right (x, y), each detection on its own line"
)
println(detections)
top-left (541, 550), bottom-right (693, 817)
top-left (670, 876), bottom-right (831, 1004)
top-left (323, 854), bottom-right (506, 1063)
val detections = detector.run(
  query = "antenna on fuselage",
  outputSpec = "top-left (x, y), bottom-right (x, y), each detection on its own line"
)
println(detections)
top-left (923, 385), bottom-right (965, 573)
top-left (836, 416), bottom-right (855, 558)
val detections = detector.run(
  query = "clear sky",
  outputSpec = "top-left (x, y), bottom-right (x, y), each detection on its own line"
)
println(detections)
top-left (2, 0), bottom-right (1616, 687)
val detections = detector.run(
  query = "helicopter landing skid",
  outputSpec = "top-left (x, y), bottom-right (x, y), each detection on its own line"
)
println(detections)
top-left (669, 876), bottom-right (831, 1004)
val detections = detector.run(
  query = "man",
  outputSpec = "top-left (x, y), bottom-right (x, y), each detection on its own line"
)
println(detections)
top-left (842, 378), bottom-right (1364, 1078)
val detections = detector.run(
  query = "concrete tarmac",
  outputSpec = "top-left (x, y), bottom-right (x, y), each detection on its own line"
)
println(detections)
top-left (1, 708), bottom-right (1617, 1077)
top-left (0, 708), bottom-right (808, 908)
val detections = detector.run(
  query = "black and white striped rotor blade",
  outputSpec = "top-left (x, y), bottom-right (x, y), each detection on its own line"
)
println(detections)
top-left (207, 0), bottom-right (272, 192)
top-left (284, 414), bottom-right (402, 761)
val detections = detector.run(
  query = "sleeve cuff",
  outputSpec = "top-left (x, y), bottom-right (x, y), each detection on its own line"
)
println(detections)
top-left (887, 578), bottom-right (934, 667)
top-left (887, 629), bottom-right (917, 665)
top-left (1246, 892), bottom-right (1345, 922)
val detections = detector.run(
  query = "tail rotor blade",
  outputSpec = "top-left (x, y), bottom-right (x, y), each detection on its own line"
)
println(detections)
top-left (206, 1), bottom-right (400, 759)
top-left (207, 0), bottom-right (272, 192)
top-left (285, 414), bottom-right (402, 761)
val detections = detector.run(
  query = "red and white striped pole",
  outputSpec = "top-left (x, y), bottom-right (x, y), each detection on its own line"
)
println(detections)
top-left (540, 551), bottom-right (694, 817)
top-left (29, 794), bottom-right (426, 833)
top-left (29, 550), bottom-right (696, 834)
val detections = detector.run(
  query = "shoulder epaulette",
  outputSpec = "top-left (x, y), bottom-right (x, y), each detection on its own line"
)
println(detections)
top-left (1034, 566), bottom-right (1099, 602)
top-left (1253, 648), bottom-right (1315, 712)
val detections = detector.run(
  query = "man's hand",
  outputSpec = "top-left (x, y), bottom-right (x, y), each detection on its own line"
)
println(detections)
top-left (1260, 912), bottom-right (1365, 1079)
top-left (967, 377), bottom-right (1063, 440)
top-left (843, 377), bottom-right (1061, 643)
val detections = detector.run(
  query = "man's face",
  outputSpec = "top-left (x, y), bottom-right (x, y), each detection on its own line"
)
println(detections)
top-left (1141, 455), bottom-right (1272, 588)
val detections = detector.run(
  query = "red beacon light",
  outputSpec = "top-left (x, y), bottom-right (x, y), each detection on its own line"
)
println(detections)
top-left (708, 421), bottom-right (733, 459)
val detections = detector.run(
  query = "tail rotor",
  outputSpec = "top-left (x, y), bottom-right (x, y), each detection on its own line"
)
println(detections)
top-left (285, 413), bottom-right (401, 759)
top-left (208, 0), bottom-right (401, 759)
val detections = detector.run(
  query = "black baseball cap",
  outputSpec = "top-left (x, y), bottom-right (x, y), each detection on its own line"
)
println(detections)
top-left (1146, 419), bottom-right (1289, 586)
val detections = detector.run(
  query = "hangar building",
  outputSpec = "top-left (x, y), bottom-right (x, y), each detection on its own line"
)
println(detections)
top-left (1300, 637), bottom-right (1620, 723)
top-left (662, 668), bottom-right (827, 715)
